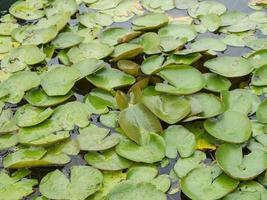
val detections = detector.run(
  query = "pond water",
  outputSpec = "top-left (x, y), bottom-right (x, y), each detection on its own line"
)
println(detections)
top-left (0, 0), bottom-right (266, 200)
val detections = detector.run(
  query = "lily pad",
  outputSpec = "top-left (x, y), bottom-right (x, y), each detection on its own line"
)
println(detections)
top-left (252, 65), bottom-right (267, 86)
top-left (78, 12), bottom-right (113, 28)
top-left (51, 32), bottom-right (83, 49)
top-left (204, 110), bottom-right (252, 143)
top-left (0, 133), bottom-right (18, 151)
top-left (116, 133), bottom-right (165, 163)
top-left (191, 38), bottom-right (227, 52)
top-left (15, 104), bottom-right (53, 127)
top-left (163, 125), bottom-right (196, 158)
top-left (118, 103), bottom-right (162, 145)
top-left (142, 87), bottom-right (191, 124)
top-left (139, 32), bottom-right (161, 54)
top-left (72, 58), bottom-right (104, 78)
top-left (155, 65), bottom-right (205, 95)
top-left (39, 166), bottom-right (103, 200)
top-left (77, 124), bottom-right (120, 151)
top-left (216, 143), bottom-right (267, 180)
top-left (85, 149), bottom-right (132, 171)
top-left (256, 99), bottom-right (267, 123)
top-left (204, 56), bottom-right (254, 77)
top-left (111, 43), bottom-right (143, 61)
top-left (141, 55), bottom-right (165, 75)
top-left (204, 73), bottom-right (231, 92)
top-left (86, 67), bottom-right (136, 91)
top-left (248, 49), bottom-right (267, 69)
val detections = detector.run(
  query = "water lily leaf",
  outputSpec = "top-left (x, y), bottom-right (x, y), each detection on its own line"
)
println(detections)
top-left (0, 36), bottom-right (13, 54)
top-left (78, 124), bottom-right (120, 151)
top-left (51, 32), bottom-right (83, 49)
top-left (188, 1), bottom-right (227, 18)
top-left (132, 13), bottom-right (169, 31)
top-left (223, 181), bottom-right (267, 200)
top-left (139, 32), bottom-right (161, 54)
top-left (181, 164), bottom-right (239, 200)
top-left (85, 149), bottom-right (132, 171)
top-left (199, 14), bottom-right (222, 32)
top-left (127, 165), bottom-right (158, 182)
top-left (174, 150), bottom-right (206, 178)
top-left (40, 166), bottom-right (103, 200)
top-left (111, 43), bottom-right (143, 61)
top-left (99, 111), bottom-right (119, 128)
top-left (204, 56), bottom-right (253, 77)
top-left (25, 88), bottom-right (73, 107)
top-left (41, 66), bottom-right (80, 96)
top-left (0, 22), bottom-right (19, 36)
top-left (226, 17), bottom-right (256, 33)
top-left (116, 133), bottom-right (165, 163)
top-left (248, 49), bottom-right (267, 69)
top-left (256, 99), bottom-right (267, 123)
top-left (89, 0), bottom-right (123, 10)
top-left (0, 109), bottom-right (18, 134)
top-left (164, 53), bottom-right (202, 66)
top-left (163, 125), bottom-right (196, 158)
top-left (72, 58), bottom-right (104, 78)
top-left (0, 133), bottom-right (18, 150)
top-left (216, 143), bottom-right (267, 180)
top-left (221, 89), bottom-right (261, 115)
top-left (84, 88), bottom-right (117, 114)
top-left (252, 65), bottom-right (267, 86)
top-left (1, 45), bottom-right (46, 73)
top-left (118, 103), bottom-right (162, 145)
top-left (17, 119), bottom-right (69, 146)
top-left (9, 0), bottom-right (46, 20)
top-left (0, 170), bottom-right (37, 200)
top-left (87, 67), bottom-right (135, 91)
top-left (155, 65), bottom-right (205, 95)
top-left (160, 36), bottom-right (187, 52)
top-left (15, 104), bottom-right (53, 127)
top-left (174, 0), bottom-right (198, 9)
top-left (52, 101), bottom-right (91, 130)
top-left (105, 181), bottom-right (167, 200)
top-left (204, 110), bottom-right (252, 143)
top-left (221, 11), bottom-right (247, 26)
top-left (158, 24), bottom-right (197, 42)
top-left (191, 38), bottom-right (227, 52)
top-left (79, 12), bottom-right (113, 28)
top-left (67, 42), bottom-right (114, 63)
top-left (0, 71), bottom-right (40, 104)
top-left (142, 87), bottom-right (190, 124)
top-left (204, 73), bottom-right (231, 92)
top-left (141, 0), bottom-right (174, 13)
top-left (99, 27), bottom-right (130, 46)
top-left (141, 55), bottom-right (164, 75)
top-left (117, 60), bottom-right (140, 76)
top-left (45, 0), bottom-right (78, 16)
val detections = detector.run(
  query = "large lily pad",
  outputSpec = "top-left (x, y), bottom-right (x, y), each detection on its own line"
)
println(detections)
top-left (204, 111), bottom-right (252, 143)
top-left (216, 143), bottom-right (267, 180)
top-left (155, 65), bottom-right (205, 95)
top-left (204, 73), bottom-right (231, 92)
top-left (118, 103), bottom-right (162, 145)
top-left (252, 65), bottom-right (267, 86)
top-left (39, 166), bottom-right (103, 200)
top-left (204, 56), bottom-right (253, 77)
top-left (142, 87), bottom-right (191, 124)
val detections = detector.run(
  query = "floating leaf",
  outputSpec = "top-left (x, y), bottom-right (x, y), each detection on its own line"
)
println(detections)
top-left (204, 73), bottom-right (231, 92)
top-left (256, 99), bottom-right (267, 123)
top-left (111, 43), bottom-right (143, 61)
top-left (51, 32), bottom-right (83, 49)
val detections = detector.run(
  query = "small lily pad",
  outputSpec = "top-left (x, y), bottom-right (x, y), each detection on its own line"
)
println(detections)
top-left (51, 32), bottom-right (83, 49)
top-left (252, 65), bottom-right (267, 86)
top-left (204, 73), bottom-right (231, 92)
top-left (256, 99), bottom-right (267, 123)
top-left (111, 43), bottom-right (143, 61)
top-left (139, 32), bottom-right (161, 55)
top-left (79, 12), bottom-right (113, 28)
top-left (0, 133), bottom-right (18, 151)
top-left (141, 55), bottom-right (165, 75)
top-left (191, 38), bottom-right (227, 52)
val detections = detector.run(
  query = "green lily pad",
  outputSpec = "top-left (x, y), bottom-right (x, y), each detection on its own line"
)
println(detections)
top-left (0, 109), bottom-right (18, 134)
top-left (111, 43), bottom-right (143, 61)
top-left (141, 55), bottom-right (165, 75)
top-left (155, 65), bottom-right (205, 95)
top-left (45, 0), bottom-right (78, 16)
top-left (41, 66), bottom-right (80, 96)
top-left (99, 27), bottom-right (130, 46)
top-left (0, 71), bottom-right (40, 104)
top-left (160, 36), bottom-right (187, 52)
top-left (40, 166), bottom-right (103, 200)
top-left (0, 22), bottom-right (19, 36)
top-left (164, 53), bottom-right (202, 66)
top-left (116, 133), bottom-right (165, 163)
top-left (216, 143), bottom-right (267, 180)
top-left (51, 101), bottom-right (91, 130)
top-left (204, 56), bottom-right (253, 77)
top-left (72, 58), bottom-right (104, 78)
top-left (204, 110), bottom-right (252, 143)
top-left (87, 67), bottom-right (135, 91)
top-left (88, 0), bottom-right (123, 10)
top-left (0, 36), bottom-right (13, 54)
top-left (9, 0), bottom-right (45, 20)
top-left (84, 88), bottom-right (117, 114)
top-left (77, 124), bottom-right (120, 151)
top-left (25, 88), bottom-right (73, 107)
top-left (181, 164), bottom-right (239, 200)
top-left (158, 24), bottom-right (197, 42)
top-left (132, 13), bottom-right (169, 31)
top-left (127, 165), bottom-right (158, 182)
top-left (105, 181), bottom-right (167, 200)
top-left (0, 133), bottom-right (18, 151)
top-left (139, 32), bottom-right (161, 55)
top-left (85, 149), bottom-right (132, 171)
top-left (117, 60), bottom-right (140, 76)
top-left (248, 49), bottom-right (267, 69)
top-left (79, 12), bottom-right (113, 28)
top-left (99, 111), bottom-right (119, 128)
top-left (221, 11), bottom-right (247, 26)
top-left (15, 104), bottom-right (53, 127)
top-left (252, 65), bottom-right (267, 86)
top-left (67, 41), bottom-right (114, 63)
top-left (51, 32), bottom-right (83, 49)
top-left (118, 103), bottom-right (162, 145)
top-left (163, 125), bottom-right (196, 158)
top-left (204, 73), bottom-right (231, 92)
top-left (188, 1), bottom-right (227, 18)
top-left (191, 38), bottom-right (227, 52)
top-left (256, 99), bottom-right (267, 123)
top-left (141, 0), bottom-right (174, 13)
top-left (174, 150), bottom-right (206, 178)
top-left (1, 45), bottom-right (46, 73)
top-left (142, 87), bottom-right (191, 124)
top-left (0, 170), bottom-right (37, 200)
top-left (199, 14), bottom-right (222, 32)
top-left (174, 0), bottom-right (198, 9)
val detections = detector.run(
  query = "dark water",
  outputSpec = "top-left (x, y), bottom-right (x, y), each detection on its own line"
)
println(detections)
top-left (0, 0), bottom-right (265, 200)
